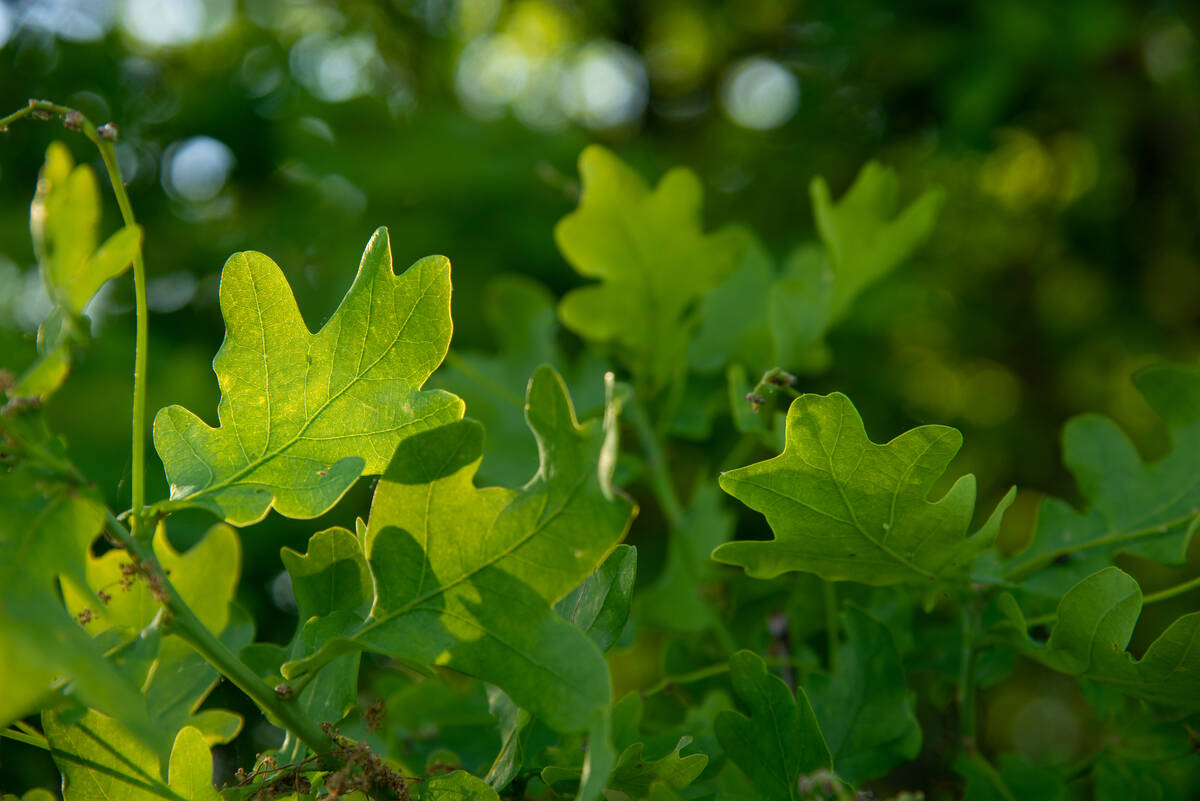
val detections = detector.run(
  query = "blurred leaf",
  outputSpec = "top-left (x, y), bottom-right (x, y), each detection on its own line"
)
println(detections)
top-left (715, 651), bottom-right (831, 800)
top-left (13, 342), bottom-right (71, 399)
top-left (957, 754), bottom-right (1066, 801)
top-left (688, 233), bottom-right (774, 373)
top-left (44, 711), bottom-right (218, 801)
top-left (418, 771), bottom-right (501, 800)
top-left (484, 684), bottom-right (531, 790)
top-left (555, 544), bottom-right (636, 652)
top-left (717, 392), bottom-right (1015, 584)
top-left (997, 567), bottom-right (1200, 710)
top-left (639, 484), bottom-right (733, 633)
top-left (278, 526), bottom-right (371, 727)
top-left (12, 143), bottom-right (141, 399)
top-left (807, 606), bottom-right (921, 783)
top-left (608, 738), bottom-right (707, 799)
top-left (59, 521), bottom-right (247, 745)
top-left (31, 142), bottom-right (141, 317)
top-left (153, 227), bottom-right (464, 526)
top-left (0, 472), bottom-right (157, 746)
top-left (811, 161), bottom-right (944, 322)
top-left (556, 145), bottom-right (747, 390)
top-left (437, 275), bottom-right (558, 485)
top-left (1002, 364), bottom-right (1200, 598)
top-left (690, 163), bottom-right (940, 377)
top-left (767, 244), bottom-right (834, 373)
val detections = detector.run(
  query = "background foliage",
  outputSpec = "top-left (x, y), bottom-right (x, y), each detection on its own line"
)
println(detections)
top-left (2, 0), bottom-right (1200, 798)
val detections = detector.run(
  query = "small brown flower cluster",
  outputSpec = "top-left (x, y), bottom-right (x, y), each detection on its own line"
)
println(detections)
top-left (319, 722), bottom-right (415, 800)
top-left (228, 723), bottom-right (421, 800)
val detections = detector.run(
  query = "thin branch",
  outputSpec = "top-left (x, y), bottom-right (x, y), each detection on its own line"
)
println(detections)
top-left (2, 98), bottom-right (151, 542)
top-left (103, 511), bottom-right (335, 759)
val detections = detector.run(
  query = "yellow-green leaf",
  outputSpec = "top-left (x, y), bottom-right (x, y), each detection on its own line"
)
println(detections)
top-left (556, 146), bottom-right (747, 390)
top-left (152, 227), bottom-right (464, 525)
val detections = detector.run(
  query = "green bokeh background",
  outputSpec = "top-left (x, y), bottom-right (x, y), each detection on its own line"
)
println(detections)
top-left (2, 0), bottom-right (1199, 795)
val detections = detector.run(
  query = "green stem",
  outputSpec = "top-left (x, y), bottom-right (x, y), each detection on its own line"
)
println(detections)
top-left (1004, 511), bottom-right (1200, 582)
top-left (958, 603), bottom-right (979, 751)
top-left (2, 99), bottom-right (150, 541)
top-left (1025, 573), bottom-right (1200, 629)
top-left (824, 580), bottom-right (839, 673)
top-left (95, 144), bottom-right (149, 543)
top-left (642, 656), bottom-right (809, 697)
top-left (1143, 573), bottom-right (1200, 605)
top-left (103, 512), bottom-right (335, 758)
top-left (965, 752), bottom-right (1016, 801)
top-left (2, 727), bottom-right (47, 749)
top-left (629, 398), bottom-right (684, 526)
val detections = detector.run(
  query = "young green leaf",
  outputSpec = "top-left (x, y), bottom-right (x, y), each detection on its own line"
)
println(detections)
top-left (639, 484), bottom-right (733, 633)
top-left (715, 650), bottom-right (831, 801)
top-left (555, 544), bottom-right (637, 652)
top-left (282, 366), bottom-right (634, 797)
top-left (997, 567), bottom-right (1200, 711)
top-left (58, 523), bottom-right (247, 745)
top-left (44, 711), bottom-right (219, 801)
top-left (153, 227), bottom-right (464, 525)
top-left (957, 754), bottom-right (1067, 801)
top-left (0, 474), bottom-right (157, 745)
top-left (1003, 364), bottom-right (1200, 597)
top-left (556, 145), bottom-right (747, 390)
top-left (806, 606), bottom-right (921, 783)
top-left (689, 163), bottom-right (941, 376)
top-left (687, 232), bottom-right (775, 373)
top-left (31, 142), bottom-right (142, 317)
top-left (418, 771), bottom-right (502, 800)
top-left (608, 739), bottom-right (708, 799)
top-left (13, 143), bottom-right (142, 399)
top-left (435, 274), bottom-right (607, 486)
top-left (811, 161), bottom-right (944, 322)
top-left (717, 392), bottom-right (1015, 584)
top-left (544, 737), bottom-right (708, 800)
top-left (484, 684), bottom-right (532, 789)
top-left (278, 526), bottom-right (372, 727)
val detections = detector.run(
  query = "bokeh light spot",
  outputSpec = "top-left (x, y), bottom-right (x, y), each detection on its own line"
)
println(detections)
top-left (290, 33), bottom-right (380, 103)
top-left (720, 56), bottom-right (799, 131)
top-left (162, 136), bottom-right (235, 203)
top-left (0, 4), bottom-right (13, 49)
top-left (456, 33), bottom-right (532, 119)
top-left (121, 0), bottom-right (206, 47)
top-left (560, 40), bottom-right (647, 130)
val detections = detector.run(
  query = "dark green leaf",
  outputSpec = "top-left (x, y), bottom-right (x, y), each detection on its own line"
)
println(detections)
top-left (418, 771), bottom-right (502, 800)
top-left (715, 650), bottom-right (831, 801)
top-left (717, 392), bottom-right (1014, 584)
top-left (998, 567), bottom-right (1200, 711)
top-left (957, 754), bottom-right (1066, 801)
top-left (555, 544), bottom-right (636, 651)
top-left (807, 606), bottom-right (921, 783)
top-left (283, 367), bottom-right (634, 798)
top-left (1002, 364), bottom-right (1200, 597)
top-left (639, 485), bottom-right (733, 633)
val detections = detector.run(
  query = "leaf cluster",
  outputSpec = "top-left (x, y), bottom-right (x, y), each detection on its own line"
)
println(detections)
top-left (2, 138), bottom-right (1198, 801)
